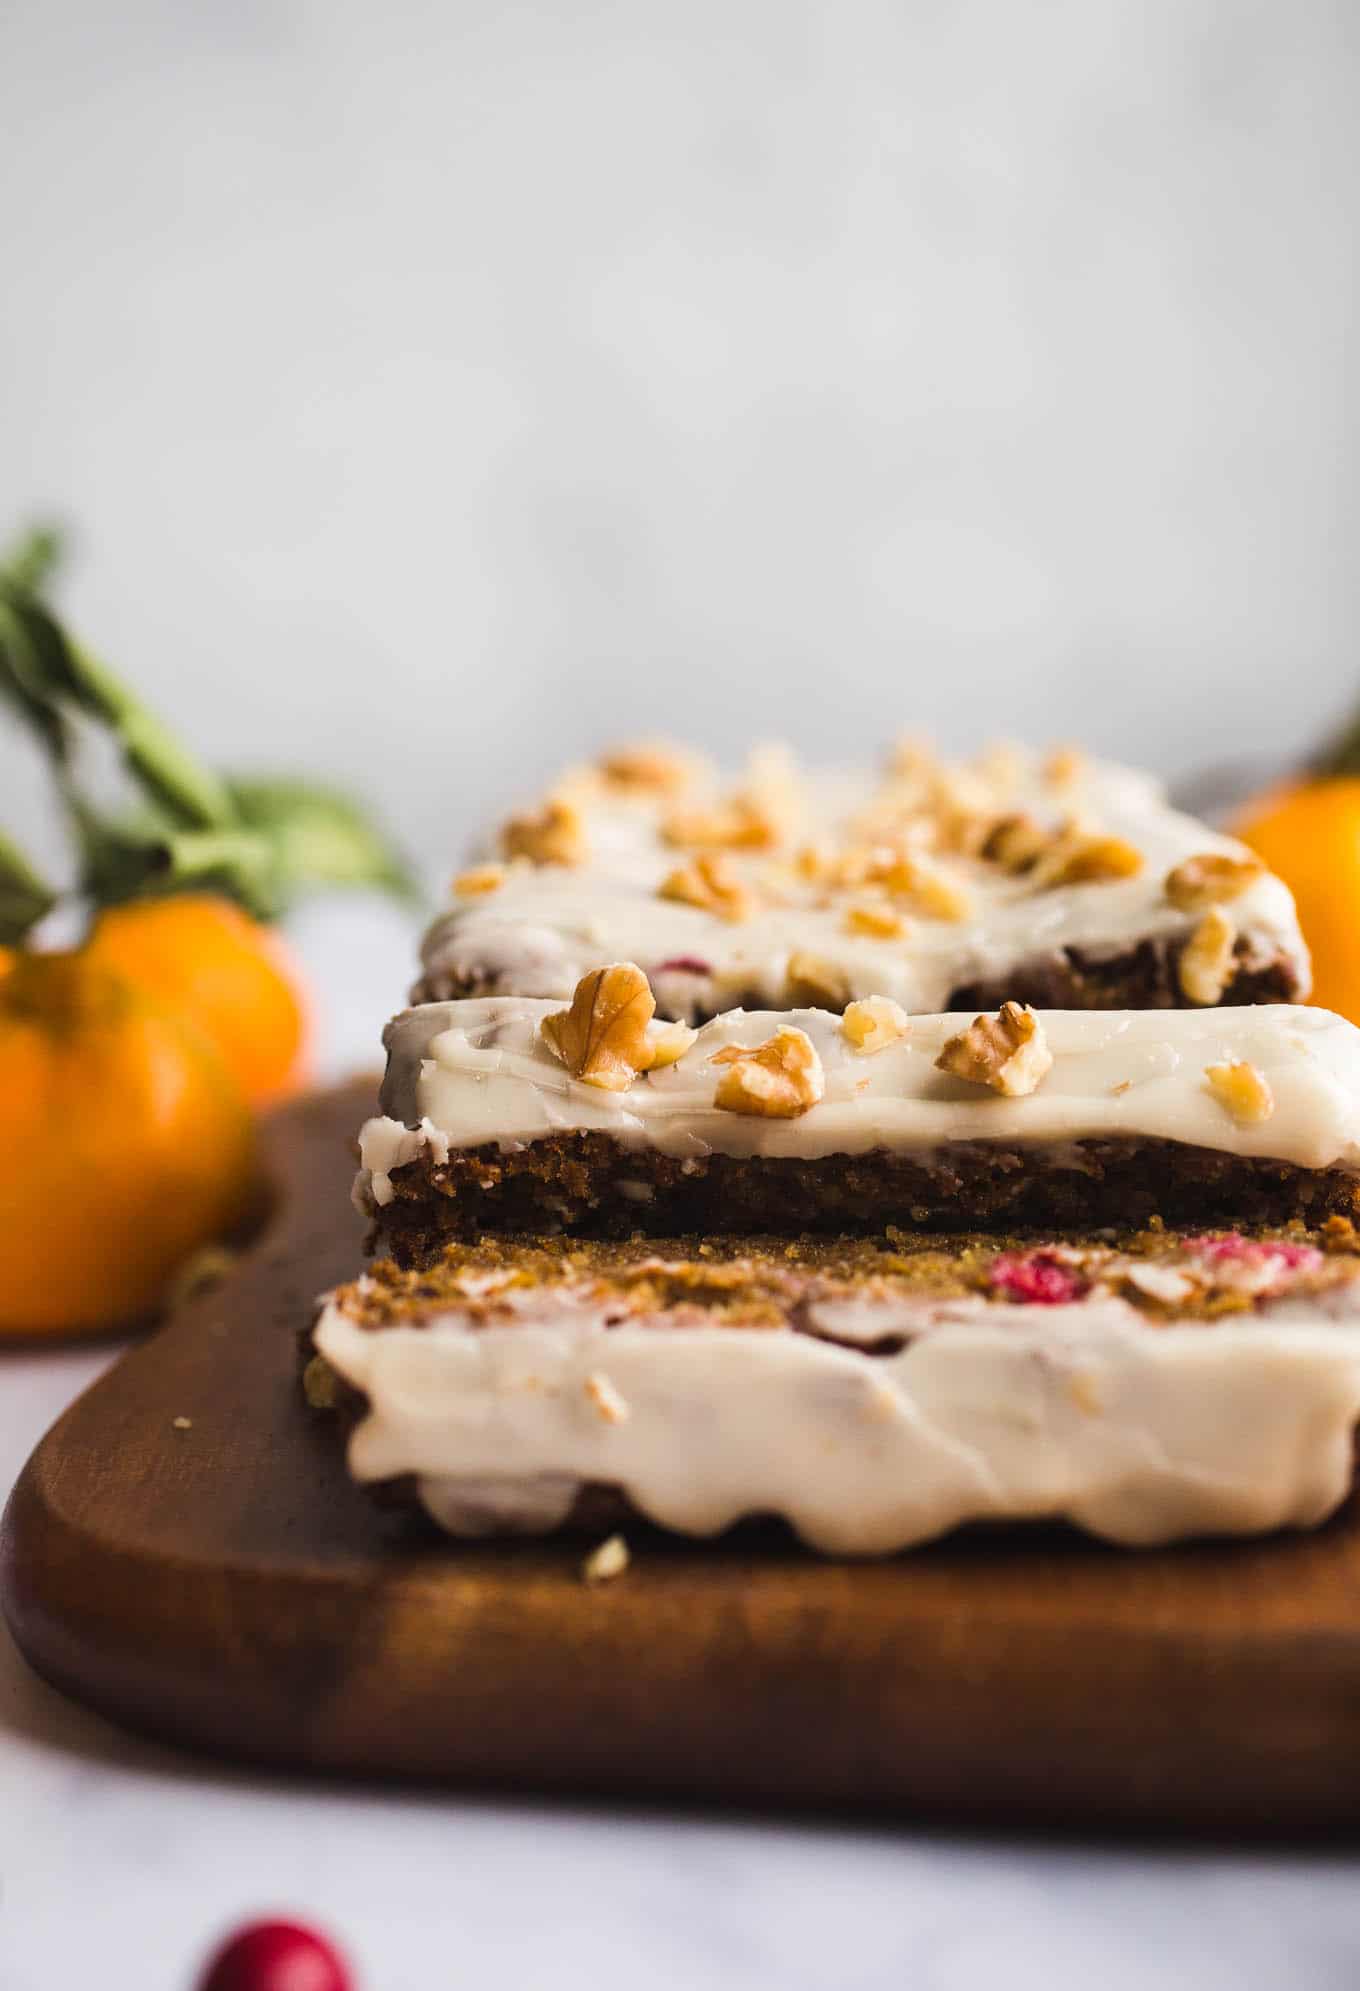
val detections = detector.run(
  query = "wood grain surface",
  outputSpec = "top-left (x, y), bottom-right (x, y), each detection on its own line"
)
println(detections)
top-left (5, 1079), bottom-right (1360, 1833)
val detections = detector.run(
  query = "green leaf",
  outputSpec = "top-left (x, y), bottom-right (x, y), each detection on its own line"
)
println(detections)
top-left (2, 523), bottom-right (66, 598)
top-left (227, 777), bottom-right (420, 908)
top-left (0, 572), bottom-right (234, 830)
top-left (60, 639), bottom-right (237, 830)
top-left (0, 828), bottom-right (57, 945)
top-left (0, 587), bottom-right (72, 758)
top-left (65, 787), bottom-right (283, 922)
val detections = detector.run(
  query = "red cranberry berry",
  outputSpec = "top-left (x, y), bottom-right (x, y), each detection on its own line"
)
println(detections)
top-left (196, 1920), bottom-right (351, 1991)
top-left (1185, 1233), bottom-right (1322, 1275)
top-left (989, 1250), bottom-right (1086, 1305)
top-left (653, 955), bottom-right (713, 976)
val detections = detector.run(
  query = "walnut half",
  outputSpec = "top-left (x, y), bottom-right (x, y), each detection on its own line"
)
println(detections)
top-left (541, 963), bottom-right (657, 1091)
top-left (842, 997), bottom-right (910, 1055)
top-left (658, 852), bottom-right (754, 922)
top-left (1205, 1060), bottom-right (1275, 1124)
top-left (503, 797), bottom-right (587, 866)
top-left (598, 740), bottom-right (698, 794)
top-left (712, 1026), bottom-right (825, 1118)
top-left (1178, 908), bottom-right (1237, 1005)
top-left (1165, 852), bottom-right (1264, 912)
top-left (936, 1002), bottom-right (1053, 1098)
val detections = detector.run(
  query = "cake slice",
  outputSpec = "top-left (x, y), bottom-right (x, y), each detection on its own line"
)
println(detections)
top-left (356, 981), bottom-right (1360, 1260)
top-left (415, 740), bottom-right (1309, 1020)
top-left (309, 1223), bottom-right (1360, 1554)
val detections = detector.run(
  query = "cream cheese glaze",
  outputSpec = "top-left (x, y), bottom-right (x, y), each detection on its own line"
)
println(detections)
top-left (357, 1002), bottom-right (1360, 1205)
top-left (419, 751), bottom-right (1308, 1016)
top-left (314, 1281), bottom-right (1360, 1553)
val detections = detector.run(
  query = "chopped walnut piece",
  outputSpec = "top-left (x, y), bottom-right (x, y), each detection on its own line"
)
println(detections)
top-left (786, 950), bottom-right (851, 1008)
top-left (844, 899), bottom-right (908, 940)
top-left (598, 740), bottom-right (698, 794)
top-left (1165, 852), bottom-right (1265, 912)
top-left (936, 1002), bottom-right (1054, 1098)
top-left (886, 734), bottom-right (935, 781)
top-left (663, 791), bottom-right (782, 852)
top-left (644, 1018), bottom-right (697, 1069)
top-left (1179, 908), bottom-right (1237, 1005)
top-left (973, 739), bottom-right (1024, 795)
top-left (582, 1534), bottom-right (630, 1584)
top-left (926, 768), bottom-right (999, 853)
top-left (540, 963), bottom-right (657, 1091)
top-left (795, 840), bottom-right (833, 885)
top-left (453, 864), bottom-right (506, 896)
top-left (302, 1354), bottom-right (342, 1412)
top-left (1205, 1060), bottom-right (1275, 1124)
top-left (1029, 826), bottom-right (1144, 889)
top-left (658, 852), bottom-right (753, 922)
top-left (503, 796), bottom-right (587, 866)
top-left (1044, 744), bottom-right (1086, 789)
top-left (584, 1372), bottom-right (630, 1423)
top-left (980, 813), bottom-right (1050, 873)
top-left (893, 856), bottom-right (975, 923)
top-left (712, 1025), bottom-right (825, 1117)
top-left (842, 997), bottom-right (910, 1055)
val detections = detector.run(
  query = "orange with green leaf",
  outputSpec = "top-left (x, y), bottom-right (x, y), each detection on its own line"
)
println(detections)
top-left (0, 527), bottom-right (417, 1336)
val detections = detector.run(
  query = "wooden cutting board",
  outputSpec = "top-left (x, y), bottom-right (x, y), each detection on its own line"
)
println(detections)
top-left (5, 1079), bottom-right (1360, 1834)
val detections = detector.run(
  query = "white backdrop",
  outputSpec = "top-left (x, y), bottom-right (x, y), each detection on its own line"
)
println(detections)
top-left (2, 0), bottom-right (1357, 865)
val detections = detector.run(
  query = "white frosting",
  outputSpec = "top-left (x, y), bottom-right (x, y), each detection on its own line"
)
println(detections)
top-left (357, 1002), bottom-right (1360, 1203)
top-left (314, 1282), bottom-right (1360, 1553)
top-left (421, 753), bottom-right (1308, 1016)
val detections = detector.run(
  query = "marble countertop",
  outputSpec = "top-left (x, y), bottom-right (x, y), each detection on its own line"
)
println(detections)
top-left (3, 904), bottom-right (1358, 1990)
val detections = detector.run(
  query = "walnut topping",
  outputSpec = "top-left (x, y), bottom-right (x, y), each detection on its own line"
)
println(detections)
top-left (973, 739), bottom-right (1024, 795)
top-left (795, 841), bottom-right (833, 885)
top-left (582, 1534), bottom-right (630, 1584)
top-left (786, 950), bottom-right (851, 1008)
top-left (712, 1025), bottom-right (825, 1117)
top-left (453, 864), bottom-right (506, 897)
top-left (1205, 1060), bottom-right (1275, 1124)
top-left (925, 768), bottom-right (1000, 853)
top-left (894, 857), bottom-right (975, 923)
top-left (598, 740), bottom-right (697, 794)
top-left (842, 996), bottom-right (910, 1054)
top-left (1029, 826), bottom-right (1144, 889)
top-left (1165, 852), bottom-right (1265, 912)
top-left (1178, 908), bottom-right (1237, 1005)
top-left (540, 963), bottom-right (657, 1090)
top-left (886, 734), bottom-right (935, 782)
top-left (826, 843), bottom-right (971, 919)
top-left (503, 796), bottom-right (587, 866)
top-left (658, 852), bottom-right (753, 922)
top-left (935, 1002), bottom-right (1054, 1097)
top-left (1044, 744), bottom-right (1086, 789)
top-left (302, 1354), bottom-right (342, 1412)
top-left (663, 792), bottom-right (781, 852)
top-left (644, 1018), bottom-right (697, 1069)
top-left (584, 1372), bottom-right (630, 1423)
top-left (844, 899), bottom-right (908, 940)
top-left (980, 813), bottom-right (1050, 873)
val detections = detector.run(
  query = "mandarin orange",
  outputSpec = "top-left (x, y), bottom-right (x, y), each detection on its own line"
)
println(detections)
top-left (1233, 778), bottom-right (1360, 1025)
top-left (84, 893), bottom-right (311, 1107)
top-left (0, 950), bottom-right (259, 1335)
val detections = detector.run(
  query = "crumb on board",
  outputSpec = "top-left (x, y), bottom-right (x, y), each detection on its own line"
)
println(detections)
top-left (172, 1416), bottom-right (193, 1431)
top-left (582, 1534), bottom-right (630, 1584)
